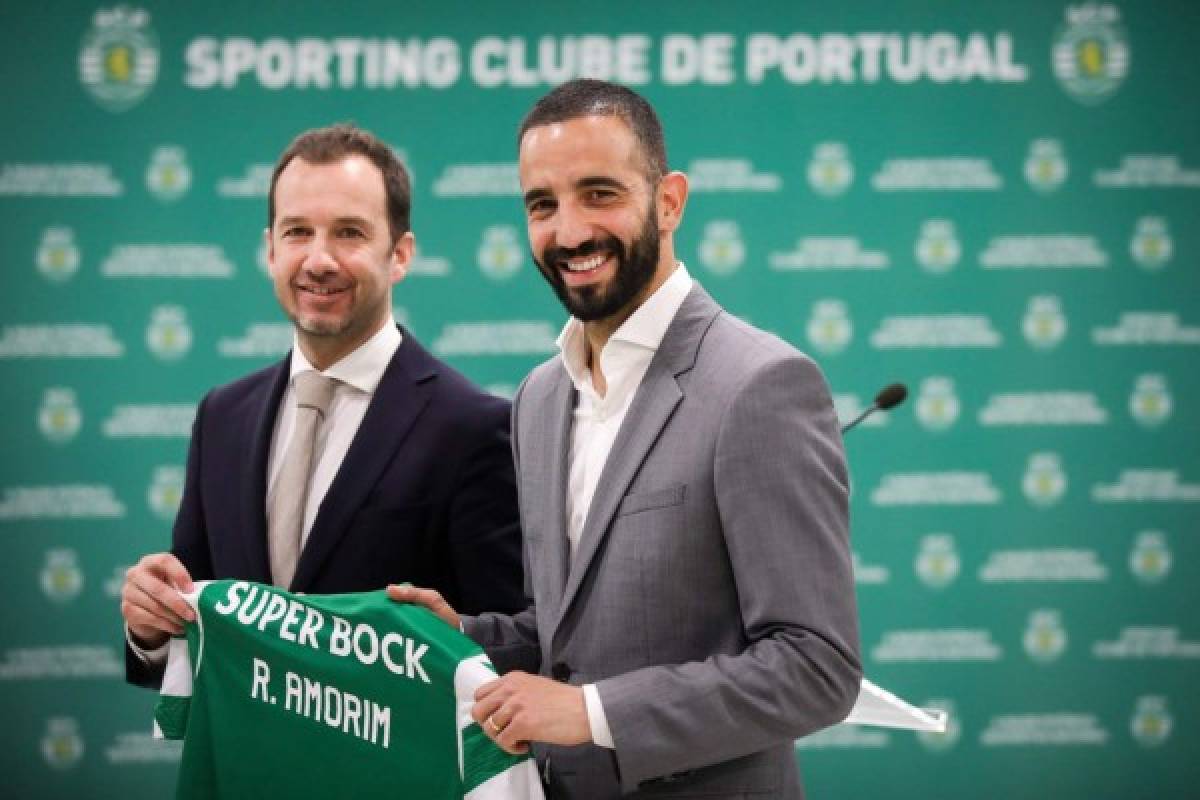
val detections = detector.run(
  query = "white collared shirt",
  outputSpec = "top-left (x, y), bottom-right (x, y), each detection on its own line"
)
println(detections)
top-left (558, 263), bottom-right (693, 560)
top-left (557, 263), bottom-right (694, 749)
top-left (268, 321), bottom-right (403, 546)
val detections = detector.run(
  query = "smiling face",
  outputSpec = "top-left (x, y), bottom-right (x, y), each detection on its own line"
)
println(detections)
top-left (267, 154), bottom-right (412, 368)
top-left (520, 115), bottom-right (684, 328)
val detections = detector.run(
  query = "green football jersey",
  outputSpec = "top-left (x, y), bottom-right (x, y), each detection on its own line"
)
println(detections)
top-left (155, 579), bottom-right (543, 800)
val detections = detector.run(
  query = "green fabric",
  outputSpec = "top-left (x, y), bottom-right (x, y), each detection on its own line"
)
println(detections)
top-left (158, 580), bottom-right (538, 799)
top-left (461, 721), bottom-right (527, 796)
top-left (154, 694), bottom-right (191, 740)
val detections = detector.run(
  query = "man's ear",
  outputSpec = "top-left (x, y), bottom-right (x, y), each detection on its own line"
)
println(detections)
top-left (390, 231), bottom-right (415, 284)
top-left (657, 171), bottom-right (689, 233)
top-left (263, 227), bottom-right (276, 276)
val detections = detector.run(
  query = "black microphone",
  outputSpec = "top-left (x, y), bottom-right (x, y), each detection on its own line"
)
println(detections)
top-left (841, 382), bottom-right (908, 434)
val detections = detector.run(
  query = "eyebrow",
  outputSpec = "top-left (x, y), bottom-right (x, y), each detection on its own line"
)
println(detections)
top-left (522, 188), bottom-right (551, 207)
top-left (275, 215), bottom-right (374, 228)
top-left (522, 175), bottom-right (630, 206)
top-left (577, 175), bottom-right (628, 190)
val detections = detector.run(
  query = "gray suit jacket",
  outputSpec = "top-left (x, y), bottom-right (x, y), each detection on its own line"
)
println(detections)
top-left (466, 285), bottom-right (861, 799)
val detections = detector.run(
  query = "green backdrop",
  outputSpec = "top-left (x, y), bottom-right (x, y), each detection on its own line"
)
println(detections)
top-left (3, 2), bottom-right (1198, 797)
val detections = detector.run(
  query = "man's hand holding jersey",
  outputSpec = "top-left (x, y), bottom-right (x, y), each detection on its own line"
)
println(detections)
top-left (121, 552), bottom-right (195, 649)
top-left (387, 584), bottom-right (591, 754)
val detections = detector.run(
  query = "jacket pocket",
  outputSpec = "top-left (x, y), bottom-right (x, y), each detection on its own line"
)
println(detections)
top-left (616, 485), bottom-right (686, 517)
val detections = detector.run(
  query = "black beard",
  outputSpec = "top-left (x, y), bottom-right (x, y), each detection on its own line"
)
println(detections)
top-left (534, 204), bottom-right (660, 323)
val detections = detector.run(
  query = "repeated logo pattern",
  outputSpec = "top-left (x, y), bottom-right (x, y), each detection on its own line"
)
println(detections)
top-left (2, 4), bottom-right (1192, 797)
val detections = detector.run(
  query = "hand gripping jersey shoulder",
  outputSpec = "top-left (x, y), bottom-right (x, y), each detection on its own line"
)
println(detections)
top-left (155, 580), bottom-right (543, 800)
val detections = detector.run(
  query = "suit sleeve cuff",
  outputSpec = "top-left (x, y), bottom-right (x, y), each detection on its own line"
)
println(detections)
top-left (583, 683), bottom-right (615, 749)
top-left (125, 624), bottom-right (169, 665)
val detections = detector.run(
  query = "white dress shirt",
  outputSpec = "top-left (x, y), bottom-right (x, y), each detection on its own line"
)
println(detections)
top-left (556, 263), bottom-right (694, 749)
top-left (128, 321), bottom-right (402, 664)
top-left (268, 322), bottom-right (402, 547)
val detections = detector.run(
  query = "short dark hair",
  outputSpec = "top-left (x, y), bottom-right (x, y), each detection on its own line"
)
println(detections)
top-left (518, 79), bottom-right (668, 182)
top-left (268, 123), bottom-right (411, 242)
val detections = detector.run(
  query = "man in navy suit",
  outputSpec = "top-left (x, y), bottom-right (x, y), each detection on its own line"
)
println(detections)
top-left (121, 124), bottom-right (525, 688)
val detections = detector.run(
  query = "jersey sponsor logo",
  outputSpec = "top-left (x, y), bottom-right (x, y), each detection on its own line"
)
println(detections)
top-left (915, 219), bottom-right (960, 273)
top-left (42, 717), bottom-right (84, 769)
top-left (41, 549), bottom-right (84, 603)
top-left (38, 387), bottom-right (83, 444)
top-left (78, 6), bottom-right (159, 112)
top-left (145, 305), bottom-right (192, 361)
top-left (476, 225), bottom-right (523, 281)
top-left (1129, 531), bottom-right (1171, 583)
top-left (147, 466), bottom-right (185, 520)
top-left (1024, 609), bottom-right (1068, 663)
top-left (1022, 295), bottom-right (1068, 349)
top-left (1023, 452), bottom-right (1067, 507)
top-left (1052, 4), bottom-right (1129, 105)
top-left (1024, 139), bottom-right (1068, 192)
top-left (698, 220), bottom-right (745, 276)
top-left (212, 582), bottom-right (432, 684)
top-left (37, 227), bottom-right (81, 283)
top-left (1131, 696), bottom-right (1172, 747)
top-left (1129, 373), bottom-right (1171, 427)
top-left (915, 376), bottom-right (960, 431)
top-left (807, 142), bottom-right (853, 197)
top-left (915, 534), bottom-right (959, 589)
top-left (805, 299), bottom-right (853, 355)
top-left (1130, 216), bottom-right (1172, 271)
top-left (145, 146), bottom-right (191, 202)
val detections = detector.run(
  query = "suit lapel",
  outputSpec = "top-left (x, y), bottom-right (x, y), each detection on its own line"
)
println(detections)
top-left (289, 331), bottom-right (436, 592)
top-left (241, 359), bottom-right (290, 584)
top-left (552, 286), bottom-right (721, 640)
top-left (532, 367), bottom-right (574, 629)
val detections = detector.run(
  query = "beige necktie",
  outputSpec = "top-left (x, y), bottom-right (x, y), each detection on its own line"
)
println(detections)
top-left (268, 371), bottom-right (337, 588)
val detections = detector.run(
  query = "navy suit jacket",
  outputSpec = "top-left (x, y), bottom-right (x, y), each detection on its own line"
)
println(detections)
top-left (126, 327), bottom-right (525, 688)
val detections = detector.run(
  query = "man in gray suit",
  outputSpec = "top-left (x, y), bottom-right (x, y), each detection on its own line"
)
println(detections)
top-left (391, 79), bottom-right (860, 798)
